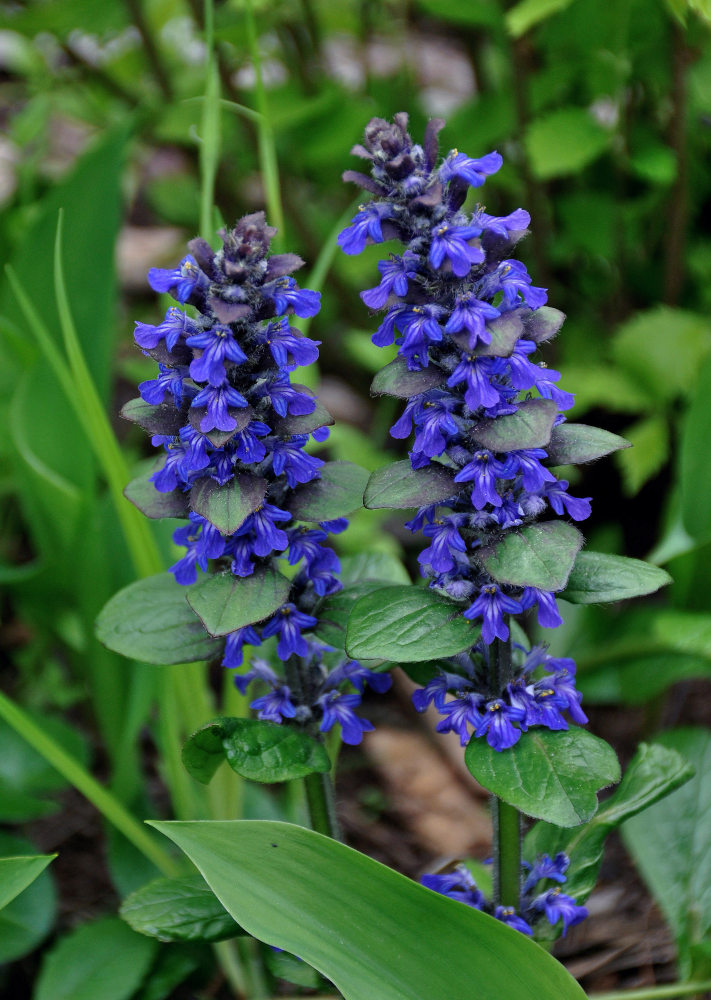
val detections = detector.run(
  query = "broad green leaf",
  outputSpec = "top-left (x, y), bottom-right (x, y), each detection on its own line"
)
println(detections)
top-left (339, 551), bottom-right (410, 586)
top-left (561, 551), bottom-right (672, 603)
top-left (96, 573), bottom-right (222, 665)
top-left (523, 306), bottom-right (566, 344)
top-left (616, 414), bottom-right (669, 495)
top-left (314, 581), bottom-right (395, 648)
top-left (120, 397), bottom-right (185, 437)
top-left (364, 460), bottom-right (457, 509)
top-left (346, 585), bottom-right (477, 661)
top-left (35, 916), bottom-right (157, 1000)
top-left (481, 521), bottom-right (583, 591)
top-left (273, 396), bottom-right (334, 435)
top-left (370, 357), bottom-right (446, 398)
top-left (623, 729), bottom-right (711, 964)
top-left (182, 717), bottom-right (331, 784)
top-left (152, 819), bottom-right (587, 1000)
top-left (546, 423), bottom-right (631, 465)
top-left (124, 469), bottom-right (189, 520)
top-left (186, 567), bottom-right (292, 637)
top-left (526, 108), bottom-right (610, 180)
top-left (289, 461), bottom-right (369, 520)
top-left (506, 0), bottom-right (576, 36)
top-left (0, 855), bottom-right (55, 911)
top-left (524, 742), bottom-right (694, 902)
top-left (472, 399), bottom-right (558, 452)
top-left (190, 474), bottom-right (266, 534)
top-left (465, 728), bottom-right (620, 826)
top-left (681, 352), bottom-right (711, 542)
top-left (120, 875), bottom-right (244, 942)
top-left (0, 832), bottom-right (56, 963)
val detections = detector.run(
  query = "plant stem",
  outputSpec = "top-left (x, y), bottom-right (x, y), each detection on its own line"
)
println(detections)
top-left (489, 635), bottom-right (521, 908)
top-left (304, 770), bottom-right (341, 840)
top-left (590, 982), bottom-right (711, 1000)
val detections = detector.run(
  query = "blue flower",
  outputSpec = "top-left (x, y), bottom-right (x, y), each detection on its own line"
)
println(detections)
top-left (474, 699), bottom-right (527, 750)
top-left (418, 515), bottom-right (468, 574)
top-left (495, 906), bottom-right (533, 935)
top-left (453, 450), bottom-right (513, 509)
top-left (520, 587), bottom-right (563, 629)
top-left (530, 888), bottom-right (588, 936)
top-left (317, 691), bottom-right (374, 745)
top-left (264, 277), bottom-right (321, 317)
top-left (271, 436), bottom-right (324, 487)
top-left (544, 480), bottom-right (592, 521)
top-left (257, 374), bottom-right (316, 418)
top-left (186, 324), bottom-right (248, 386)
top-left (337, 203), bottom-right (395, 255)
top-left (191, 383), bottom-right (249, 432)
top-left (435, 692), bottom-right (485, 746)
top-left (463, 585), bottom-right (523, 643)
top-left (444, 295), bottom-right (500, 348)
top-left (251, 686), bottom-right (297, 723)
top-left (235, 503), bottom-right (291, 559)
top-left (361, 252), bottom-right (419, 309)
top-left (222, 625), bottom-right (262, 669)
top-left (232, 421), bottom-right (271, 463)
top-left (139, 363), bottom-right (191, 408)
top-left (421, 867), bottom-right (485, 908)
top-left (134, 307), bottom-right (199, 351)
top-left (447, 355), bottom-right (501, 412)
top-left (429, 222), bottom-right (484, 277)
top-left (261, 603), bottom-right (318, 658)
top-left (148, 254), bottom-right (206, 302)
top-left (438, 150), bottom-right (503, 187)
top-left (170, 513), bottom-right (225, 585)
top-left (260, 318), bottom-right (321, 368)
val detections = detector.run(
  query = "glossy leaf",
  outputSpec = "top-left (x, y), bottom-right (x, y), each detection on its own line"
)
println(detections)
top-left (96, 573), bottom-right (221, 665)
top-left (190, 473), bottom-right (266, 534)
top-left (35, 916), bottom-right (157, 1000)
top-left (186, 567), bottom-right (291, 637)
top-left (524, 742), bottom-right (694, 903)
top-left (124, 469), bottom-right (189, 520)
top-left (0, 854), bottom-right (55, 911)
top-left (561, 551), bottom-right (672, 604)
top-left (481, 521), bottom-right (583, 591)
top-left (364, 460), bottom-right (457, 509)
top-left (546, 423), bottom-right (631, 465)
top-left (346, 585), bottom-right (477, 661)
top-left (120, 397), bottom-right (185, 437)
top-left (370, 357), bottom-right (446, 397)
top-left (120, 875), bottom-right (244, 942)
top-left (289, 461), bottom-right (369, 520)
top-left (182, 717), bottom-right (331, 785)
top-left (314, 581), bottom-right (396, 648)
top-left (465, 727), bottom-right (620, 826)
top-left (152, 819), bottom-right (587, 1000)
top-left (472, 399), bottom-right (558, 452)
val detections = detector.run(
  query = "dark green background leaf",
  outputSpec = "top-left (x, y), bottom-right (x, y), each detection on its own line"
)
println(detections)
top-left (120, 875), bottom-right (244, 943)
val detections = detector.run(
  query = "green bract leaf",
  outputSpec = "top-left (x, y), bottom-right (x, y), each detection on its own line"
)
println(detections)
top-left (562, 551), bottom-right (672, 603)
top-left (96, 573), bottom-right (221, 665)
top-left (120, 397), bottom-right (185, 437)
top-left (481, 521), bottom-right (583, 591)
top-left (472, 399), bottom-right (558, 452)
top-left (186, 567), bottom-right (292, 638)
top-left (0, 855), bottom-right (55, 911)
top-left (273, 396), bottom-right (334, 435)
top-left (523, 306), bottom-right (565, 344)
top-left (364, 460), bottom-right (457, 509)
top-left (124, 469), bottom-right (189, 520)
top-left (370, 357), bottom-right (446, 398)
top-left (151, 819), bottom-right (587, 1000)
top-left (524, 742), bottom-right (694, 903)
top-left (465, 728), bottom-right (620, 826)
top-left (190, 474), bottom-right (266, 534)
top-left (120, 875), bottom-right (244, 942)
top-left (346, 585), bottom-right (477, 661)
top-left (34, 916), bottom-right (157, 1000)
top-left (182, 717), bottom-right (331, 784)
top-left (289, 461), bottom-right (369, 520)
top-left (546, 423), bottom-right (631, 465)
top-left (474, 311), bottom-right (524, 357)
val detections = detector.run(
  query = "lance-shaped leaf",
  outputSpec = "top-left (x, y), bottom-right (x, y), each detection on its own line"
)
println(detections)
top-left (346, 585), bottom-right (477, 661)
top-left (120, 397), bottom-right (186, 437)
top-left (120, 875), bottom-right (244, 943)
top-left (481, 521), bottom-right (583, 591)
top-left (471, 399), bottom-right (558, 452)
top-left (189, 404), bottom-right (253, 448)
top-left (96, 573), bottom-right (221, 665)
top-left (182, 717), bottom-right (331, 785)
top-left (364, 460), bottom-right (458, 509)
top-left (524, 742), bottom-right (694, 903)
top-left (186, 567), bottom-right (292, 637)
top-left (465, 728), bottom-right (620, 826)
top-left (151, 820), bottom-right (588, 1000)
top-left (124, 469), bottom-right (189, 520)
top-left (190, 474), bottom-right (266, 535)
top-left (370, 357), bottom-right (446, 398)
top-left (561, 551), bottom-right (672, 604)
top-left (273, 397), bottom-right (334, 436)
top-left (546, 423), bottom-right (631, 465)
top-left (473, 311), bottom-right (524, 358)
top-left (0, 855), bottom-right (55, 911)
top-left (523, 306), bottom-right (566, 344)
top-left (289, 461), bottom-right (369, 521)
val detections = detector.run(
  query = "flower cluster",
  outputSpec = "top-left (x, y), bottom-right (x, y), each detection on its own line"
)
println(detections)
top-left (413, 644), bottom-right (586, 752)
top-left (129, 213), bottom-right (386, 743)
top-left (339, 114), bottom-right (590, 746)
top-left (421, 852), bottom-right (587, 938)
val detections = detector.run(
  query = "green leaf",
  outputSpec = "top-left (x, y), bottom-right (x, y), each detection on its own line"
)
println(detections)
top-left (474, 311), bottom-right (524, 357)
top-left (289, 461), bottom-right (369, 520)
top-left (190, 474), bottom-right (266, 534)
top-left (370, 357), bottom-right (446, 398)
top-left (152, 819), bottom-right (587, 1000)
top-left (523, 306), bottom-right (566, 344)
top-left (120, 397), bottom-right (185, 437)
top-left (314, 581), bottom-right (394, 648)
top-left (339, 551), bottom-right (410, 586)
top-left (472, 399), bottom-right (558, 452)
top-left (0, 833), bottom-right (56, 963)
top-left (0, 854), bottom-right (55, 911)
top-left (546, 423), bottom-right (631, 465)
top-left (506, 0), bottom-right (576, 36)
top-left (346, 585), bottom-right (477, 661)
top-left (465, 728), bottom-right (620, 826)
top-left (681, 353), bottom-right (711, 542)
top-left (616, 414), bottom-right (670, 495)
top-left (273, 396), bottom-right (334, 435)
top-left (186, 567), bottom-right (292, 638)
top-left (481, 521), bottom-right (583, 591)
top-left (561, 551), bottom-right (672, 604)
top-left (183, 717), bottom-right (331, 785)
top-left (414, 0), bottom-right (503, 27)
top-left (623, 729), bottom-right (711, 961)
top-left (120, 875), bottom-right (244, 943)
top-left (96, 573), bottom-right (222, 665)
top-left (364, 460), bottom-right (457, 509)
top-left (526, 108), bottom-right (610, 180)
top-left (35, 916), bottom-right (157, 1000)
top-left (525, 742), bottom-right (694, 903)
top-left (124, 468), bottom-right (190, 520)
